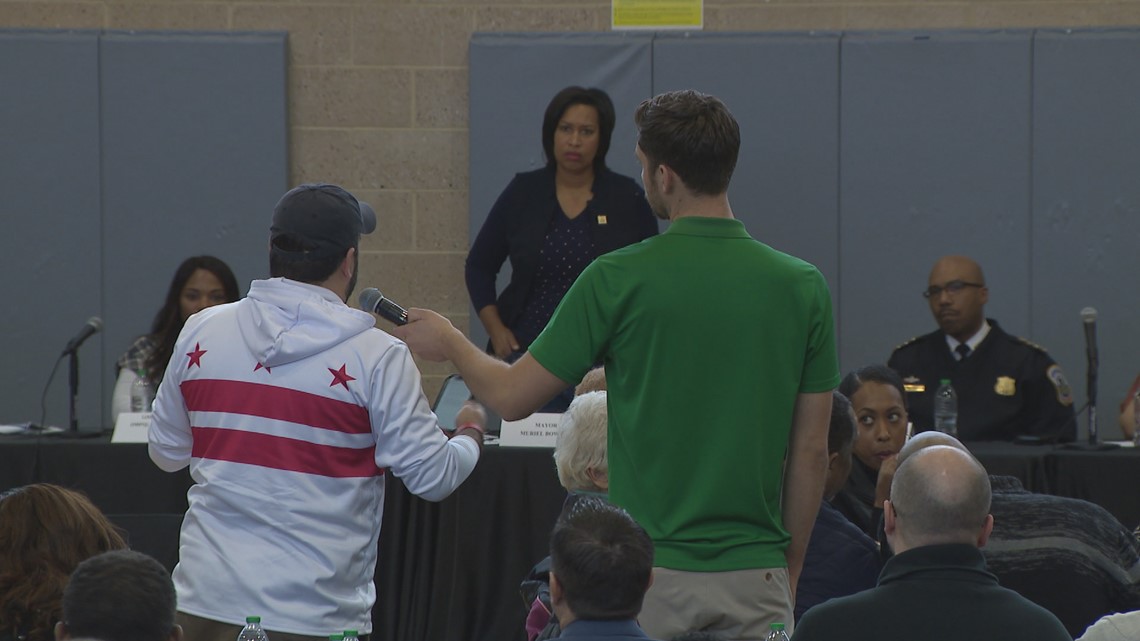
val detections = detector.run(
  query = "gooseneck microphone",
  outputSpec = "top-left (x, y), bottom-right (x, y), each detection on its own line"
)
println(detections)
top-left (359, 288), bottom-right (408, 326)
top-left (61, 317), bottom-right (103, 355)
top-left (1080, 307), bottom-right (1099, 444)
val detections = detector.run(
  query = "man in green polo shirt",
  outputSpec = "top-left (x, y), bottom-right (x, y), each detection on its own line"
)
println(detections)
top-left (394, 89), bottom-right (838, 640)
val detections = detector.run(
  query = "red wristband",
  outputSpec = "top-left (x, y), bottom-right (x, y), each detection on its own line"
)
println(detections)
top-left (456, 422), bottom-right (485, 435)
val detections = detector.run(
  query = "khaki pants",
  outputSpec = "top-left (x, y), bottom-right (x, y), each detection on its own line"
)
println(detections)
top-left (637, 567), bottom-right (794, 641)
top-left (176, 612), bottom-right (368, 641)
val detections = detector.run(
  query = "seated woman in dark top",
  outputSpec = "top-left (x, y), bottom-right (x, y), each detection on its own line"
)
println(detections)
top-left (465, 86), bottom-right (657, 411)
top-left (832, 364), bottom-right (910, 538)
top-left (111, 255), bottom-right (239, 421)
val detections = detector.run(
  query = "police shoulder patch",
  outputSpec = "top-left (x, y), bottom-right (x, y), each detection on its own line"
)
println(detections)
top-left (893, 336), bottom-right (922, 351)
top-left (1017, 336), bottom-right (1049, 354)
top-left (1047, 364), bottom-right (1074, 406)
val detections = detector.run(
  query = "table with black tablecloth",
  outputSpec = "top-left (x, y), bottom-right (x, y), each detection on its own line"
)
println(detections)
top-left (0, 435), bottom-right (565, 641)
top-left (967, 441), bottom-right (1140, 527)
top-left (0, 433), bottom-right (192, 571)
top-left (2, 435), bottom-right (1137, 641)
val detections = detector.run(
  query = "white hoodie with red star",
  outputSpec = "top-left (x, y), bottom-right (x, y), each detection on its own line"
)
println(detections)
top-left (149, 277), bottom-right (479, 636)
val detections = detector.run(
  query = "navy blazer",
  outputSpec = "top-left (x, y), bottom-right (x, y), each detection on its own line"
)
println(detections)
top-left (465, 166), bottom-right (658, 336)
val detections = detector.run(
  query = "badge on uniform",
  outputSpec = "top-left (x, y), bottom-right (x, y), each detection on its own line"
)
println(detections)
top-left (994, 376), bottom-right (1016, 396)
top-left (1047, 364), bottom-right (1074, 406)
top-left (903, 376), bottom-right (925, 393)
top-left (597, 215), bottom-right (608, 225)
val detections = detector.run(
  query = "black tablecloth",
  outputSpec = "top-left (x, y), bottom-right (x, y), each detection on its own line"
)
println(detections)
top-left (375, 445), bottom-right (564, 641)
top-left (0, 435), bottom-right (564, 641)
top-left (968, 441), bottom-right (1140, 527)
top-left (2, 434), bottom-right (1136, 641)
top-left (0, 433), bottom-right (192, 571)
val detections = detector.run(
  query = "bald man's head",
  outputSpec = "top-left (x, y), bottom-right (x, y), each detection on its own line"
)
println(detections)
top-left (888, 446), bottom-right (992, 551)
top-left (897, 430), bottom-right (967, 465)
top-left (929, 255), bottom-right (985, 284)
top-left (926, 255), bottom-right (989, 342)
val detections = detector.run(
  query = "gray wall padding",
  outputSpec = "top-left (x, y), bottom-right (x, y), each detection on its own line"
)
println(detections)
top-left (1031, 29), bottom-right (1140, 433)
top-left (0, 29), bottom-right (286, 430)
top-left (469, 28), bottom-right (1140, 439)
top-left (839, 30), bottom-right (1034, 379)
top-left (0, 31), bottom-right (104, 429)
top-left (653, 32), bottom-right (841, 307)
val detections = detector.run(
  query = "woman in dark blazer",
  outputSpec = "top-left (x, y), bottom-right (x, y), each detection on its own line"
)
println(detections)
top-left (465, 86), bottom-right (657, 409)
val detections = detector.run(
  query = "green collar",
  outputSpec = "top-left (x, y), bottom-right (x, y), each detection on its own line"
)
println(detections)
top-left (664, 216), bottom-right (749, 238)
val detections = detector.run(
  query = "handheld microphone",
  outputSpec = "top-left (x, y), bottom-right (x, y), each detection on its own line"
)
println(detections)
top-left (61, 317), bottom-right (103, 355)
top-left (1080, 307), bottom-right (1098, 443)
top-left (359, 288), bottom-right (408, 326)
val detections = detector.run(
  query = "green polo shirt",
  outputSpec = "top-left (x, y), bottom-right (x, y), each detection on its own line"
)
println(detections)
top-left (529, 216), bottom-right (839, 571)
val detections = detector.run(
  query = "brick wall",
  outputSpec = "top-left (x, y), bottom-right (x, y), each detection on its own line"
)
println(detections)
top-left (3, 0), bottom-right (1137, 398)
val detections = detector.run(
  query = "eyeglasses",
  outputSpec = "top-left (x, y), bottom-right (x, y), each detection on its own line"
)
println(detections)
top-left (923, 280), bottom-right (984, 299)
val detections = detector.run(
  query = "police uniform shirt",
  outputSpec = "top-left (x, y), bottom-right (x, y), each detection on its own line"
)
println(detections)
top-left (887, 319), bottom-right (1076, 442)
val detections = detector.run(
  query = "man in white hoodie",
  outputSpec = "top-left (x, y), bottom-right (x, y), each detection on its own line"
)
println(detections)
top-left (148, 183), bottom-right (485, 641)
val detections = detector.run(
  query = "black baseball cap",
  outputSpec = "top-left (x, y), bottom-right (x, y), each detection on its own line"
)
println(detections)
top-left (270, 183), bottom-right (376, 258)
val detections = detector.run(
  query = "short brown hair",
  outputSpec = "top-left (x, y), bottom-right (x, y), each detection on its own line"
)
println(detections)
top-left (634, 90), bottom-right (740, 196)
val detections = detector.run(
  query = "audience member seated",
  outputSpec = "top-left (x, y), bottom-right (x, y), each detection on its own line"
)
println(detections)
top-left (547, 496), bottom-right (659, 641)
top-left (55, 550), bottom-right (181, 641)
top-left (793, 445), bottom-right (1070, 641)
top-left (795, 391), bottom-right (880, 621)
top-left (523, 389), bottom-right (609, 641)
top-left (888, 255), bottom-right (1076, 441)
top-left (111, 255), bottom-right (239, 421)
top-left (1117, 374), bottom-right (1139, 440)
top-left (575, 366), bottom-right (608, 395)
top-left (1078, 611), bottom-right (1140, 641)
top-left (885, 431), bottom-right (1140, 637)
top-left (831, 365), bottom-right (908, 538)
top-left (0, 485), bottom-right (127, 641)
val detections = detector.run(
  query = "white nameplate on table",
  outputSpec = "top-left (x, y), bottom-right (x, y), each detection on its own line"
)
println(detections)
top-left (498, 413), bottom-right (561, 447)
top-left (112, 412), bottom-right (151, 443)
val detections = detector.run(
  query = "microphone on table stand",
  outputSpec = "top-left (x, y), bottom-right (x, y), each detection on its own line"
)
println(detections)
top-left (1082, 307), bottom-right (1099, 444)
top-left (34, 317), bottom-right (105, 438)
top-left (1063, 307), bottom-right (1117, 451)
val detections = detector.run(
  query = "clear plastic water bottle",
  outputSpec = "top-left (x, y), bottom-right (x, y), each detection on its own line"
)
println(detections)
top-left (129, 370), bottom-right (155, 413)
top-left (766, 622), bottom-right (791, 641)
top-left (933, 378), bottom-right (958, 436)
top-left (237, 616), bottom-right (269, 641)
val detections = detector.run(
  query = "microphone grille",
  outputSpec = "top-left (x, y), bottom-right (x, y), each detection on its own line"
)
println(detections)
top-left (358, 288), bottom-right (383, 312)
top-left (1080, 307), bottom-right (1097, 323)
top-left (88, 316), bottom-right (104, 332)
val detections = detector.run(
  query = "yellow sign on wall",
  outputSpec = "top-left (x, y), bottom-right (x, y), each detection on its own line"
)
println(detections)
top-left (613, 0), bottom-right (703, 30)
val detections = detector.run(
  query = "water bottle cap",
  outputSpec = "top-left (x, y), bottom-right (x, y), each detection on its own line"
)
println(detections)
top-left (329, 636), bottom-right (343, 641)
top-left (343, 631), bottom-right (358, 636)
top-left (940, 378), bottom-right (951, 385)
top-left (770, 623), bottom-right (785, 630)
top-left (246, 617), bottom-right (261, 623)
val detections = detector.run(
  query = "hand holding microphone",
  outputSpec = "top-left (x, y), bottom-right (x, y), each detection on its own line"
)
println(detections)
top-left (358, 288), bottom-right (408, 326)
top-left (358, 286), bottom-right (468, 362)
